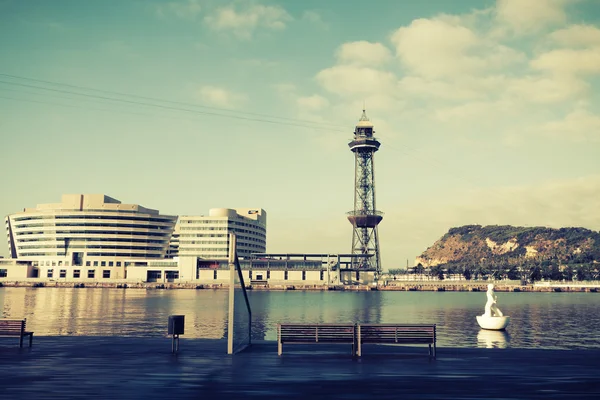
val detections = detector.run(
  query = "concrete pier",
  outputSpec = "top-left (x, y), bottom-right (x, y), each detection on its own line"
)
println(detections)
top-left (1, 336), bottom-right (599, 399)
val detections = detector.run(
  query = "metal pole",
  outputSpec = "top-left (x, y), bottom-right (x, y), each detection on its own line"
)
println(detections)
top-left (227, 233), bottom-right (236, 355)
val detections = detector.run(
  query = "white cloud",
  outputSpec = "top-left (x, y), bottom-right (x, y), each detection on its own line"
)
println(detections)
top-left (398, 76), bottom-right (503, 101)
top-left (540, 107), bottom-right (600, 141)
top-left (506, 74), bottom-right (589, 103)
top-left (297, 95), bottom-right (329, 110)
top-left (197, 86), bottom-right (246, 109)
top-left (531, 48), bottom-right (600, 75)
top-left (495, 0), bottom-right (571, 34)
top-left (336, 41), bottom-right (392, 66)
top-left (390, 18), bottom-right (525, 78)
top-left (550, 24), bottom-right (600, 47)
top-left (204, 4), bottom-right (292, 39)
top-left (316, 65), bottom-right (397, 96)
top-left (302, 10), bottom-right (327, 28)
top-left (155, 0), bottom-right (202, 20)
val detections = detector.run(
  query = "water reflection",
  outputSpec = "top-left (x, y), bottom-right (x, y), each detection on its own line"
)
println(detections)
top-left (477, 329), bottom-right (509, 349)
top-left (1, 288), bottom-right (600, 349)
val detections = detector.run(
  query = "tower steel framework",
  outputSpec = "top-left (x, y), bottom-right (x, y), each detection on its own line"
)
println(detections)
top-left (347, 110), bottom-right (383, 275)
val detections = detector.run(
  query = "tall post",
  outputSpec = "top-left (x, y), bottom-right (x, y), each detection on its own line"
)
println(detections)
top-left (347, 110), bottom-right (383, 277)
top-left (227, 233), bottom-right (236, 355)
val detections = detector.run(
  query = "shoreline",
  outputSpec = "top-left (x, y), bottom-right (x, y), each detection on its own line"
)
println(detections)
top-left (1, 280), bottom-right (598, 292)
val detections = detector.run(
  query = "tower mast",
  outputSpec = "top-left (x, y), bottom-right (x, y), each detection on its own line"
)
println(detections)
top-left (347, 109), bottom-right (383, 276)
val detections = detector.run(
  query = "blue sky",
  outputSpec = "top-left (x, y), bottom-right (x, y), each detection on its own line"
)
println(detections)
top-left (1, 0), bottom-right (600, 269)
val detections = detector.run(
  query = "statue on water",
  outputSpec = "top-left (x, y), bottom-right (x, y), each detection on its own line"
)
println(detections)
top-left (484, 283), bottom-right (504, 317)
top-left (476, 284), bottom-right (510, 330)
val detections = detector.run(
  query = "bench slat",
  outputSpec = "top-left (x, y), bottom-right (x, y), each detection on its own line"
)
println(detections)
top-left (277, 323), bottom-right (436, 358)
top-left (0, 319), bottom-right (34, 348)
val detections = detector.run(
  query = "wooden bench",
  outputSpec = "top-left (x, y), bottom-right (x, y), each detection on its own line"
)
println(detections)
top-left (357, 323), bottom-right (436, 358)
top-left (0, 319), bottom-right (34, 347)
top-left (277, 323), bottom-right (356, 355)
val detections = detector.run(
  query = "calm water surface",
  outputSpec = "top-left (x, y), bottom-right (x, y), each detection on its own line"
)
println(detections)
top-left (1, 287), bottom-right (599, 349)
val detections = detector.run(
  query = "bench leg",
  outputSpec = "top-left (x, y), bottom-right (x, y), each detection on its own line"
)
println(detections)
top-left (19, 335), bottom-right (24, 348)
top-left (278, 340), bottom-right (282, 356)
top-left (29, 333), bottom-right (33, 347)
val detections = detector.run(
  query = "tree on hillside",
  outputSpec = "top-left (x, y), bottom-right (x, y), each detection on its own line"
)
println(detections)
top-left (463, 268), bottom-right (472, 280)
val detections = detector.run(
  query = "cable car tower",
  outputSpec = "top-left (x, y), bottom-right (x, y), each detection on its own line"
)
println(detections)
top-left (347, 109), bottom-right (383, 276)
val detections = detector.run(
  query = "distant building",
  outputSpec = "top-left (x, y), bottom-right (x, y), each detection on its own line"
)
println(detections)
top-left (176, 208), bottom-right (266, 259)
top-left (4, 194), bottom-right (177, 279)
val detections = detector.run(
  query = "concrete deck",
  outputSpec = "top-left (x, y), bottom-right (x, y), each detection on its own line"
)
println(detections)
top-left (1, 336), bottom-right (599, 399)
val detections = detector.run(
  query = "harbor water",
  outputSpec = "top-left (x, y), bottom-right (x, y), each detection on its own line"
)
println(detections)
top-left (1, 287), bottom-right (599, 349)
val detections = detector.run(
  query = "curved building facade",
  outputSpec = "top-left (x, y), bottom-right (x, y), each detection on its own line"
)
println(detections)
top-left (6, 194), bottom-right (177, 266)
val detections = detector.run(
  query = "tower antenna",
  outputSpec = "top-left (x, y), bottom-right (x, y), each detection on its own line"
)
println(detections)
top-left (347, 109), bottom-right (383, 277)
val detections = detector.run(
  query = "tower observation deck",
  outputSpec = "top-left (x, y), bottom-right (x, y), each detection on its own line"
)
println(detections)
top-left (347, 109), bottom-right (383, 275)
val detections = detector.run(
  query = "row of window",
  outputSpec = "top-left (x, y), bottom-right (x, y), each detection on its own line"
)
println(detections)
top-left (14, 222), bottom-right (172, 230)
top-left (211, 270), bottom-right (325, 281)
top-left (18, 238), bottom-right (168, 244)
top-left (20, 252), bottom-right (163, 258)
top-left (36, 260), bottom-right (125, 267)
top-left (16, 230), bottom-right (171, 237)
top-left (18, 245), bottom-right (166, 251)
top-left (13, 215), bottom-right (175, 223)
top-left (47, 269), bottom-right (111, 279)
top-left (179, 244), bottom-right (265, 252)
top-left (179, 233), bottom-right (227, 238)
top-left (178, 236), bottom-right (265, 245)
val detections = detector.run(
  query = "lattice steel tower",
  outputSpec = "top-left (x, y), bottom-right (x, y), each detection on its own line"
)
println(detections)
top-left (347, 109), bottom-right (383, 275)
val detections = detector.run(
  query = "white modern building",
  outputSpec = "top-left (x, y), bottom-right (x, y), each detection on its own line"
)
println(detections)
top-left (176, 208), bottom-right (266, 259)
top-left (4, 194), bottom-right (177, 279)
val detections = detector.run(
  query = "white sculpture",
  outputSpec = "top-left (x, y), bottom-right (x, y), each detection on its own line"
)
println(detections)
top-left (484, 283), bottom-right (503, 317)
top-left (476, 284), bottom-right (510, 330)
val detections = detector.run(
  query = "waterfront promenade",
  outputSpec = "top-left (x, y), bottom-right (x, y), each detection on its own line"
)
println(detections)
top-left (1, 336), bottom-right (599, 399)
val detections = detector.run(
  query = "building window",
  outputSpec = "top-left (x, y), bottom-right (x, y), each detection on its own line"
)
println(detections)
top-left (73, 270), bottom-right (80, 278)
top-left (101, 261), bottom-right (106, 267)
top-left (58, 261), bottom-right (63, 266)
top-left (267, 270), bottom-right (270, 279)
top-left (65, 261), bottom-right (70, 267)
top-left (93, 261), bottom-right (98, 267)
top-left (165, 271), bottom-right (179, 281)
top-left (147, 271), bottom-right (161, 282)
top-left (109, 261), bottom-right (114, 267)
top-left (52, 261), bottom-right (56, 266)
top-left (213, 270), bottom-right (218, 280)
top-left (47, 269), bottom-right (53, 278)
top-left (116, 262), bottom-right (121, 267)
top-left (88, 270), bottom-right (95, 278)
top-left (356, 271), bottom-right (360, 281)
top-left (60, 269), bottom-right (66, 278)
top-left (320, 271), bottom-right (324, 281)
top-left (103, 270), bottom-right (110, 279)
top-left (284, 270), bottom-right (288, 280)
top-left (249, 270), bottom-right (253, 279)
top-left (302, 271), bottom-right (306, 281)
top-left (86, 261), bottom-right (91, 266)
top-left (0, 269), bottom-right (7, 278)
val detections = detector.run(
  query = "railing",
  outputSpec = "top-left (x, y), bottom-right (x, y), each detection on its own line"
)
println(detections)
top-left (346, 210), bottom-right (384, 217)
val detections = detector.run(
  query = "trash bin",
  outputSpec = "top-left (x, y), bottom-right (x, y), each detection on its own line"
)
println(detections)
top-left (168, 315), bottom-right (185, 335)
top-left (168, 315), bottom-right (185, 354)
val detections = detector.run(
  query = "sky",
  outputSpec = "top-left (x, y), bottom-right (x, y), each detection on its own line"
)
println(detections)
top-left (1, 0), bottom-right (600, 270)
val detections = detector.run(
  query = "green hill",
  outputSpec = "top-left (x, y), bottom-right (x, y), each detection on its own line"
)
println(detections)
top-left (414, 225), bottom-right (600, 281)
